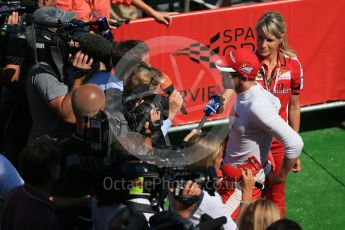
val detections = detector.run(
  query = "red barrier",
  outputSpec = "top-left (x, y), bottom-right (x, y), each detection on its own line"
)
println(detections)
top-left (114, 0), bottom-right (345, 126)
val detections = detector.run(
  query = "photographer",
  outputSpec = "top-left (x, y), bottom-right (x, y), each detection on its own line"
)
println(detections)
top-left (26, 7), bottom-right (95, 141)
top-left (0, 1), bottom-right (63, 165)
top-left (56, 81), bottom-right (157, 229)
top-left (123, 63), bottom-right (182, 141)
top-left (55, 83), bottom-right (106, 228)
top-left (58, 82), bottom-right (149, 228)
top-left (88, 39), bottom-right (183, 136)
top-left (0, 11), bottom-right (31, 166)
top-left (59, 83), bottom-right (106, 162)
top-left (0, 13), bottom-right (22, 84)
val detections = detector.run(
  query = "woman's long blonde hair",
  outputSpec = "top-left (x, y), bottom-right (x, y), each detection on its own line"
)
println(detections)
top-left (186, 132), bottom-right (224, 169)
top-left (124, 64), bottom-right (163, 94)
top-left (237, 199), bottom-right (281, 230)
top-left (256, 12), bottom-right (296, 58)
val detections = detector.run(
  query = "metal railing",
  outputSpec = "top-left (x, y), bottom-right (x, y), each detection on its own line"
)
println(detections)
top-left (168, 101), bottom-right (345, 132)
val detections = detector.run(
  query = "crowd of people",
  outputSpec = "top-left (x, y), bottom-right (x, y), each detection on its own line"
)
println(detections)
top-left (0, 1), bottom-right (304, 229)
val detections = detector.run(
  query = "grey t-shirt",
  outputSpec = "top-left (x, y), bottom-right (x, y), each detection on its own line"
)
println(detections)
top-left (26, 70), bottom-right (71, 141)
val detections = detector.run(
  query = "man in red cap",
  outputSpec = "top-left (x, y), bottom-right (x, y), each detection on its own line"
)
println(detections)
top-left (214, 48), bottom-right (303, 220)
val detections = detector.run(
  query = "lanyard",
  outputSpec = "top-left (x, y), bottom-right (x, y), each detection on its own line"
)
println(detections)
top-left (261, 60), bottom-right (281, 92)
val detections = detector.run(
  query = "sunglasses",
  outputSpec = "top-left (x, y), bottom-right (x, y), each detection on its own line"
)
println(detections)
top-left (221, 71), bottom-right (242, 78)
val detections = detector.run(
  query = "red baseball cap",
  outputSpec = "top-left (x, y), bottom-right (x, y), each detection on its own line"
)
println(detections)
top-left (214, 48), bottom-right (260, 79)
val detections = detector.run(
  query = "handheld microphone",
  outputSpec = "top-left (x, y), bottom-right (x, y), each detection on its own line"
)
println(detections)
top-left (160, 72), bottom-right (187, 114)
top-left (196, 93), bottom-right (222, 131)
top-left (222, 164), bottom-right (265, 190)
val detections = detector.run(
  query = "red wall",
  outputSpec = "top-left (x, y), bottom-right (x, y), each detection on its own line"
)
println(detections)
top-left (114, 0), bottom-right (345, 125)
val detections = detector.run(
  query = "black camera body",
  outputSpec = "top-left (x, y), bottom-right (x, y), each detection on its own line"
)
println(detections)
top-left (93, 159), bottom-right (218, 207)
top-left (124, 93), bottom-right (169, 133)
top-left (0, 0), bottom-right (37, 26)
top-left (0, 1), bottom-right (36, 66)
top-left (89, 108), bottom-right (130, 157)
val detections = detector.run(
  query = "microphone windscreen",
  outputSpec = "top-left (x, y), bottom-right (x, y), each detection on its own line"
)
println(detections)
top-left (78, 32), bottom-right (113, 68)
top-left (222, 164), bottom-right (242, 180)
top-left (20, 0), bottom-right (37, 8)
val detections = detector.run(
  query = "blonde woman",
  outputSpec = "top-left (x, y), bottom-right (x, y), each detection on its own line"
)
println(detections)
top-left (255, 12), bottom-right (304, 217)
top-left (124, 63), bottom-right (163, 94)
top-left (171, 132), bottom-right (256, 229)
top-left (237, 199), bottom-right (281, 230)
top-left (124, 64), bottom-right (183, 136)
top-left (170, 132), bottom-right (238, 230)
top-left (186, 132), bottom-right (224, 171)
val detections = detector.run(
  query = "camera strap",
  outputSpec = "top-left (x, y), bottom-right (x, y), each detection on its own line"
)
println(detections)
top-left (50, 45), bottom-right (65, 82)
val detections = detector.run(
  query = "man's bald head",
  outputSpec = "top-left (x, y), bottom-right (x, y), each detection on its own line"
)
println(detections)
top-left (72, 84), bottom-right (105, 119)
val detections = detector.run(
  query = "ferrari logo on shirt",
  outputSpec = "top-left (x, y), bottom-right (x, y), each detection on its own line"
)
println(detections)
top-left (278, 72), bottom-right (291, 80)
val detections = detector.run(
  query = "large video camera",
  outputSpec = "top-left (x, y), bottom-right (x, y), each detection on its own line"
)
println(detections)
top-left (123, 92), bottom-right (169, 133)
top-left (0, 0), bottom-right (37, 25)
top-left (26, 16), bottom-right (115, 83)
top-left (93, 159), bottom-right (218, 208)
top-left (64, 102), bottom-right (216, 203)
top-left (0, 1), bottom-right (38, 66)
top-left (61, 92), bottom-right (225, 229)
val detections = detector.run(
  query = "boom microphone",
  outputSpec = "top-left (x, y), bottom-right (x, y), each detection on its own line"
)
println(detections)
top-left (222, 164), bottom-right (265, 190)
top-left (77, 32), bottom-right (113, 70)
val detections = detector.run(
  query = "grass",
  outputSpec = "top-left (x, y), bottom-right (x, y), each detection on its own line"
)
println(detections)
top-left (168, 106), bottom-right (345, 229)
top-left (285, 127), bottom-right (345, 230)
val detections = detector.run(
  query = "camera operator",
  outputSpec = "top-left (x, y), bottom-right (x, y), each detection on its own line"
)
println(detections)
top-left (0, 1), bottom-right (62, 165)
top-left (26, 7), bottom-right (95, 141)
top-left (61, 84), bottom-right (160, 230)
top-left (0, 13), bottom-right (22, 83)
top-left (123, 63), bottom-right (182, 144)
top-left (53, 83), bottom-right (105, 228)
top-left (59, 83), bottom-right (106, 176)
top-left (88, 39), bottom-right (183, 137)
top-left (58, 82), bottom-right (150, 228)
top-left (0, 11), bottom-right (31, 166)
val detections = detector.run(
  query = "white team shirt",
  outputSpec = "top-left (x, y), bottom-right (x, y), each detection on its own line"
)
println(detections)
top-left (224, 84), bottom-right (303, 166)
